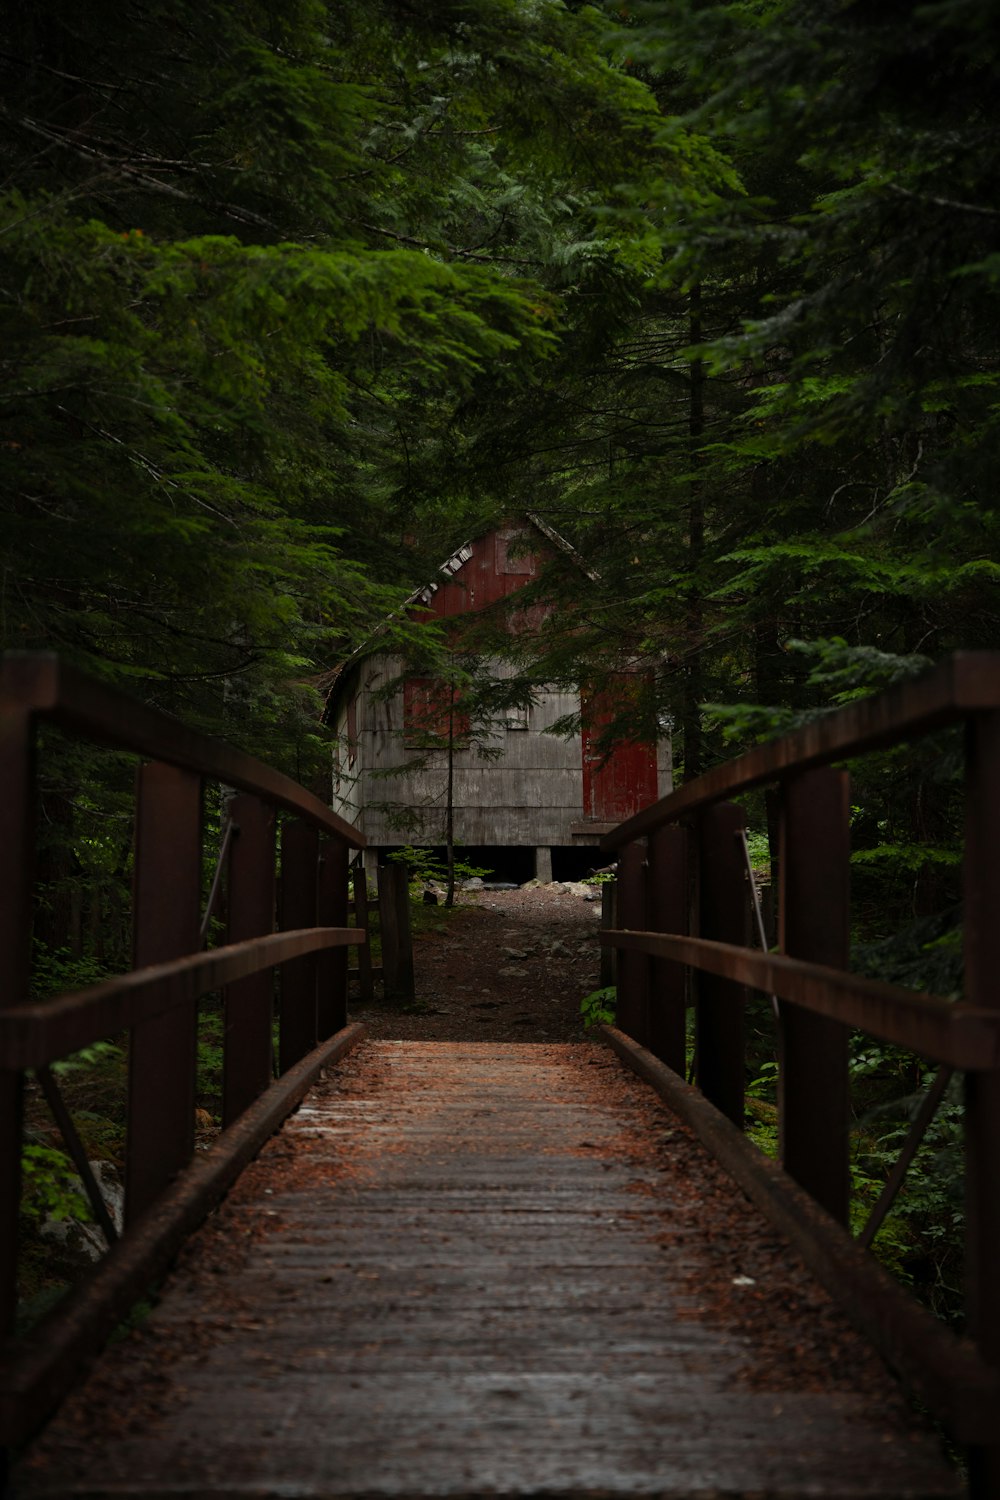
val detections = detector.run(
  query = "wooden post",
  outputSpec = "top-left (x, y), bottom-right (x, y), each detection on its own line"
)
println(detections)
top-left (352, 862), bottom-right (375, 1004)
top-left (696, 803), bottom-right (746, 1128)
top-left (616, 841), bottom-right (649, 1045)
top-left (377, 863), bottom-right (414, 1003)
top-left (317, 835), bottom-right (349, 1037)
top-left (647, 824), bottom-right (689, 1076)
top-left (0, 704), bottom-right (35, 1341)
top-left (126, 763), bottom-right (202, 1225)
top-left (222, 795), bottom-right (276, 1127)
top-left (599, 880), bottom-right (616, 990)
top-left (279, 820), bottom-right (319, 1073)
top-left (963, 711), bottom-right (1000, 1498)
top-left (778, 769), bottom-right (850, 1226)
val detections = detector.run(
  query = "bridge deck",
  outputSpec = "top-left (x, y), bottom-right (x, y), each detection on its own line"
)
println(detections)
top-left (16, 1041), bottom-right (959, 1498)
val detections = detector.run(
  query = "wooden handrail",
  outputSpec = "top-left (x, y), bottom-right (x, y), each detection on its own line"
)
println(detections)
top-left (0, 652), bottom-right (368, 1446)
top-left (1, 652), bottom-right (364, 848)
top-left (0, 929), bottom-right (365, 1069)
top-left (600, 652), bottom-right (1000, 1492)
top-left (602, 651), bottom-right (1000, 850)
top-left (602, 929), bottom-right (1000, 1070)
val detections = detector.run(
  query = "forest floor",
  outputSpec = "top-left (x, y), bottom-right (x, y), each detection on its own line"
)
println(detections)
top-left (350, 882), bottom-right (606, 1043)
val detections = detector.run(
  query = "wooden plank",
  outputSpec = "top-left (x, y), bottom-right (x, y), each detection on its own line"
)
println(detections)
top-left (13, 1041), bottom-right (962, 1498)
top-left (600, 1024), bottom-right (1000, 1446)
top-left (0, 1024), bottom-right (367, 1448)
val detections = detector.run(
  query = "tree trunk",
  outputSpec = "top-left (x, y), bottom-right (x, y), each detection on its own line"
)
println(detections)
top-left (444, 694), bottom-right (456, 908)
top-left (683, 284), bottom-right (705, 782)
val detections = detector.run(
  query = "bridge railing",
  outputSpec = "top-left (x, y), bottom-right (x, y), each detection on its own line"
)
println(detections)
top-left (0, 652), bottom-right (367, 1446)
top-left (600, 652), bottom-right (1000, 1493)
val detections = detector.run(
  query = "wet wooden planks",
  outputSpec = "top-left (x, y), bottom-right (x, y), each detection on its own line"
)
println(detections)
top-left (15, 1041), bottom-right (960, 1498)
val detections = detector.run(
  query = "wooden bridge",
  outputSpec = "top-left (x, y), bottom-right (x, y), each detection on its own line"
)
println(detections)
top-left (1, 651), bottom-right (999, 1497)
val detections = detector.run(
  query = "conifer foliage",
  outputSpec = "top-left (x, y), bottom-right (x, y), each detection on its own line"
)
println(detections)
top-left (0, 0), bottom-right (652, 765)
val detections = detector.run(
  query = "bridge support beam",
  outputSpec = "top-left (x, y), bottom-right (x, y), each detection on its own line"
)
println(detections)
top-left (696, 803), bottom-right (746, 1128)
top-left (778, 768), bottom-right (850, 1227)
top-left (964, 710), bottom-right (1000, 1498)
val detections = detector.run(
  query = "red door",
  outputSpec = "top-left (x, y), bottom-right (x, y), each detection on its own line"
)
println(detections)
top-left (581, 680), bottom-right (658, 821)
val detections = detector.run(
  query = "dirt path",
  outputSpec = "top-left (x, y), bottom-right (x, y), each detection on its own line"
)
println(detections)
top-left (350, 883), bottom-right (605, 1044)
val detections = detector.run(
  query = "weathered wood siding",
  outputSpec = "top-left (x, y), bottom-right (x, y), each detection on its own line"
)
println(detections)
top-left (329, 524), bottom-right (671, 848)
top-left (334, 653), bottom-right (588, 847)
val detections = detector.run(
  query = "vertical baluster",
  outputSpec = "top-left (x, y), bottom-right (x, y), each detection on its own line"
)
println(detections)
top-left (126, 762), bottom-right (202, 1225)
top-left (616, 841), bottom-right (649, 1044)
top-left (352, 861), bottom-right (375, 1005)
top-left (223, 795), bottom-right (276, 1126)
top-left (279, 821), bottom-right (319, 1073)
top-left (599, 879), bottom-right (616, 990)
top-left (317, 835), bottom-right (349, 1037)
top-left (378, 863), bottom-right (414, 1004)
top-left (696, 803), bottom-right (746, 1128)
top-left (647, 824), bottom-right (689, 1075)
top-left (777, 768), bottom-right (850, 1225)
top-left (963, 710), bottom-right (1000, 1498)
top-left (0, 704), bottom-right (35, 1340)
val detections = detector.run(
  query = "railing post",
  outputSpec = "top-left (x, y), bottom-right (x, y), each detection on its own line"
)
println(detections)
top-left (377, 863), bottom-right (414, 1004)
top-left (317, 835), bottom-right (349, 1037)
top-left (777, 769), bottom-right (851, 1226)
top-left (0, 704), bottom-right (35, 1342)
top-left (352, 861), bottom-right (375, 1004)
top-left (279, 820), bottom-right (320, 1072)
top-left (599, 880), bottom-right (616, 990)
top-left (126, 762), bottom-right (202, 1225)
top-left (222, 795), bottom-right (276, 1126)
top-left (616, 841), bottom-right (649, 1044)
top-left (963, 710), bottom-right (1000, 1498)
top-left (647, 824), bottom-right (689, 1075)
top-left (696, 803), bottom-right (746, 1128)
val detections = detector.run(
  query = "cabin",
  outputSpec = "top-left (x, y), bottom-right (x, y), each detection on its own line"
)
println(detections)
top-left (326, 519), bottom-right (671, 882)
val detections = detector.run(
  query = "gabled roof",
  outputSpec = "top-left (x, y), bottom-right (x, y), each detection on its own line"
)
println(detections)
top-left (322, 514), bottom-right (592, 721)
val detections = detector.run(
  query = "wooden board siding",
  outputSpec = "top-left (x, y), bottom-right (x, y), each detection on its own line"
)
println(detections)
top-left (329, 525), bottom-right (671, 846)
top-left (419, 526), bottom-right (546, 619)
top-left (583, 736), bottom-right (659, 822)
top-left (351, 655), bottom-right (588, 847)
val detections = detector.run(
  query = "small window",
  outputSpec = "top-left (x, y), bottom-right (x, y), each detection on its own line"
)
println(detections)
top-left (505, 704), bottom-right (529, 730)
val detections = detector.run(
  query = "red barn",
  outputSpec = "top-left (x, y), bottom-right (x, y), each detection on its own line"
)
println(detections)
top-left (327, 519), bottom-right (670, 881)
